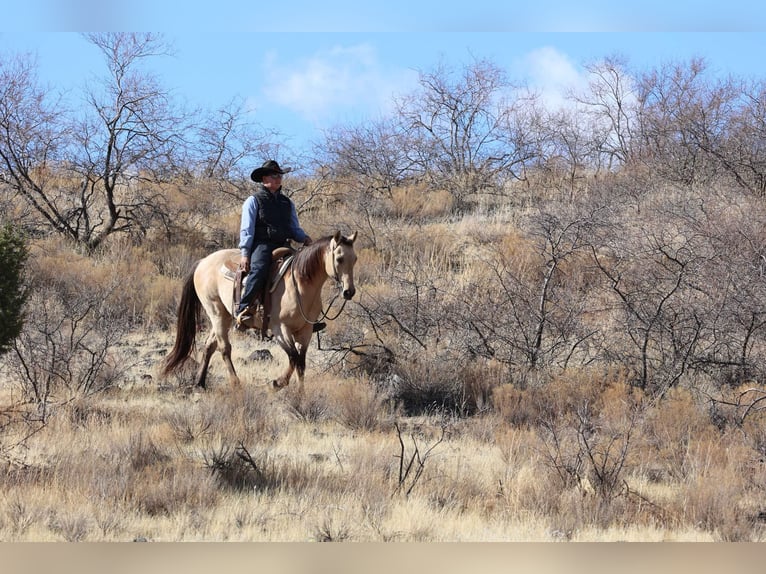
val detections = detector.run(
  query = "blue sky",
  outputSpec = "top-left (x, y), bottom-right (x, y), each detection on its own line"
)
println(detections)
top-left (2, 2), bottom-right (765, 156)
top-left (4, 0), bottom-right (765, 32)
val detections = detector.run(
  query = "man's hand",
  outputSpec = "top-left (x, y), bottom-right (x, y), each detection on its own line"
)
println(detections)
top-left (239, 256), bottom-right (250, 271)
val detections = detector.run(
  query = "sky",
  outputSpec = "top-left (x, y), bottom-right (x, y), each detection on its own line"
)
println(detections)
top-left (2, 1), bottom-right (766, 158)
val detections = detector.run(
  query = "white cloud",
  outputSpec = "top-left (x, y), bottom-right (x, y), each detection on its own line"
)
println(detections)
top-left (260, 44), bottom-right (415, 124)
top-left (520, 46), bottom-right (587, 110)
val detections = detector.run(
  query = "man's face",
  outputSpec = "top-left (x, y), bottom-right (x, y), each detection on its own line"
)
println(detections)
top-left (262, 172), bottom-right (283, 191)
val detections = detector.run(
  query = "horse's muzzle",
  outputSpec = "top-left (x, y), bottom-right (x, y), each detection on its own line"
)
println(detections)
top-left (343, 286), bottom-right (356, 300)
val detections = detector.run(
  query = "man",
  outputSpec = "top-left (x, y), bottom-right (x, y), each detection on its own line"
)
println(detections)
top-left (235, 160), bottom-right (312, 330)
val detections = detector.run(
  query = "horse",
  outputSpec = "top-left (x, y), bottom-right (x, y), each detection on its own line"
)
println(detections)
top-left (162, 231), bottom-right (358, 392)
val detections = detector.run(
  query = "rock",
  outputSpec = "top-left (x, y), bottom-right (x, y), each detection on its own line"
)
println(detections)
top-left (248, 349), bottom-right (273, 362)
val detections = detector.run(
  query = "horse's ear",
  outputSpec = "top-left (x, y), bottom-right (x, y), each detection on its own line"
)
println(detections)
top-left (333, 230), bottom-right (341, 243)
top-left (348, 231), bottom-right (357, 243)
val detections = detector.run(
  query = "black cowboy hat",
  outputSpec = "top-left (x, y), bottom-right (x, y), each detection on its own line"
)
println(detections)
top-left (250, 160), bottom-right (292, 182)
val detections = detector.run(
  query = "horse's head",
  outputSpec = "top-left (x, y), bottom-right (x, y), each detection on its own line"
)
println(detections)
top-left (328, 230), bottom-right (358, 300)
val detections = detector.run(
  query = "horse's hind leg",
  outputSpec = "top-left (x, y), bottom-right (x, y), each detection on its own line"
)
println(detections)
top-left (215, 320), bottom-right (241, 388)
top-left (195, 331), bottom-right (217, 389)
top-left (196, 326), bottom-right (241, 389)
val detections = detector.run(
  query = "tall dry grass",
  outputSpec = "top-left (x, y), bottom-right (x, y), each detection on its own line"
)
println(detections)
top-left (1, 338), bottom-right (763, 541)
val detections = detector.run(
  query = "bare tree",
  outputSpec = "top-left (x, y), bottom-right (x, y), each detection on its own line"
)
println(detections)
top-left (0, 34), bottom-right (191, 251)
top-left (635, 58), bottom-right (742, 188)
top-left (71, 33), bottom-right (188, 248)
top-left (8, 279), bottom-right (128, 422)
top-left (190, 97), bottom-right (279, 199)
top-left (535, 105), bottom-right (610, 199)
top-left (394, 58), bottom-right (539, 208)
top-left (589, 197), bottom-right (715, 395)
top-left (0, 52), bottom-right (69, 233)
top-left (319, 117), bottom-right (415, 199)
top-left (461, 207), bottom-right (599, 372)
top-left (313, 117), bottom-right (418, 230)
top-left (706, 79), bottom-right (766, 196)
top-left (573, 55), bottom-right (640, 170)
top-left (685, 193), bottom-right (766, 384)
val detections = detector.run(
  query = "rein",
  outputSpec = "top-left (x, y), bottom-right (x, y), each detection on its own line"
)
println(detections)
top-left (290, 247), bottom-right (348, 326)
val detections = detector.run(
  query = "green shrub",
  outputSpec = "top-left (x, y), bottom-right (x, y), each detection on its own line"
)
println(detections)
top-left (0, 223), bottom-right (28, 355)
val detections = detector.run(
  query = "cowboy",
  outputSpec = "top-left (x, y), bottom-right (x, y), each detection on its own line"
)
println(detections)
top-left (235, 160), bottom-right (314, 330)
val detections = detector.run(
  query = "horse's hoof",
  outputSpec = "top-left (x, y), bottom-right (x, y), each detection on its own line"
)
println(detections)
top-left (271, 379), bottom-right (286, 391)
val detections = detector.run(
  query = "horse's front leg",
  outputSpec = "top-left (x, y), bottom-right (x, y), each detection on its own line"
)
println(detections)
top-left (293, 337), bottom-right (310, 395)
top-left (271, 341), bottom-right (298, 390)
top-left (272, 330), bottom-right (311, 392)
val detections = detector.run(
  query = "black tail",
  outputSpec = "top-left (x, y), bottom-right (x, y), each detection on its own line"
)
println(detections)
top-left (162, 261), bottom-right (201, 375)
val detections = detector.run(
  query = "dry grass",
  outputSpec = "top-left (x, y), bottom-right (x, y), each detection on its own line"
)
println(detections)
top-left (1, 333), bottom-right (763, 541)
top-left (5, 176), bottom-right (766, 542)
top-left (1, 366), bottom-right (759, 542)
top-left (389, 184), bottom-right (454, 220)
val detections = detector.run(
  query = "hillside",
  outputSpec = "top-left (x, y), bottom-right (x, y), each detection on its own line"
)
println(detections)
top-left (1, 170), bottom-right (766, 541)
top-left (2, 40), bottom-right (766, 540)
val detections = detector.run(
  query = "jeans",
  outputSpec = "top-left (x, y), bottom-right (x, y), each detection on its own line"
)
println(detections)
top-left (237, 242), bottom-right (277, 314)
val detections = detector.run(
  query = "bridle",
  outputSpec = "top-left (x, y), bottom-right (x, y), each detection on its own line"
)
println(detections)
top-left (290, 243), bottom-right (349, 326)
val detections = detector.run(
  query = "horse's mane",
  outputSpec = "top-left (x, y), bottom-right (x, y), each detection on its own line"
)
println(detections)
top-left (293, 235), bottom-right (332, 281)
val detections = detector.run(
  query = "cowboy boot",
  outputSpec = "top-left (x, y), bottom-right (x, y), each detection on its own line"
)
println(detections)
top-left (235, 296), bottom-right (261, 331)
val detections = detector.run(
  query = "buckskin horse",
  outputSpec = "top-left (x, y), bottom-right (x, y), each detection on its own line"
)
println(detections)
top-left (162, 231), bottom-right (358, 392)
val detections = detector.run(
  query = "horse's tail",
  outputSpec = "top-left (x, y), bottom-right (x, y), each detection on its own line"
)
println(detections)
top-left (162, 261), bottom-right (201, 376)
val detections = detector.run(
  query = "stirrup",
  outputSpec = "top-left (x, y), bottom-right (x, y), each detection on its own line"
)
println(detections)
top-left (235, 307), bottom-right (255, 330)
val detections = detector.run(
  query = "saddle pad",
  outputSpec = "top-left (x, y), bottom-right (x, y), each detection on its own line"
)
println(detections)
top-left (221, 265), bottom-right (237, 281)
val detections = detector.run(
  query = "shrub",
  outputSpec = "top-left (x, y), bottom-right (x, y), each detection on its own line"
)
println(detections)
top-left (0, 223), bottom-right (28, 355)
top-left (332, 378), bottom-right (391, 431)
top-left (8, 286), bottom-right (126, 414)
